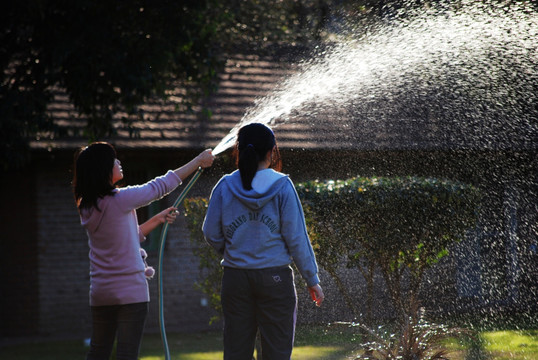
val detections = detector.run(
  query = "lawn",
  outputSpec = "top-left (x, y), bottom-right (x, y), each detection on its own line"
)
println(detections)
top-left (136, 326), bottom-right (357, 360)
top-left (481, 330), bottom-right (538, 360)
top-left (1, 325), bottom-right (537, 359)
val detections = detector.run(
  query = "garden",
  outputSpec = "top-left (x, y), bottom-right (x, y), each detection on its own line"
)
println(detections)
top-left (2, 1), bottom-right (537, 359)
top-left (2, 172), bottom-right (537, 360)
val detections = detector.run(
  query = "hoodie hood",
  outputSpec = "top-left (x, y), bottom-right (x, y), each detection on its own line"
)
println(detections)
top-left (224, 169), bottom-right (288, 210)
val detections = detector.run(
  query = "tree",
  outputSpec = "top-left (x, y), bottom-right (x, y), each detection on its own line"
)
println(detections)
top-left (183, 176), bottom-right (479, 360)
top-left (1, 0), bottom-right (227, 168)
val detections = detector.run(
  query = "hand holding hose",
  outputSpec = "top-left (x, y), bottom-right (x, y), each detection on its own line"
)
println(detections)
top-left (173, 149), bottom-right (214, 181)
top-left (162, 207), bottom-right (179, 224)
top-left (196, 149), bottom-right (215, 168)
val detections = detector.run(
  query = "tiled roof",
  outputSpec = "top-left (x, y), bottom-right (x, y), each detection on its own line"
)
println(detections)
top-left (31, 53), bottom-right (537, 153)
top-left (32, 54), bottom-right (294, 151)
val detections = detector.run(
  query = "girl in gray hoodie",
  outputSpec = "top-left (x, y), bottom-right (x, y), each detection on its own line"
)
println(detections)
top-left (203, 123), bottom-right (324, 360)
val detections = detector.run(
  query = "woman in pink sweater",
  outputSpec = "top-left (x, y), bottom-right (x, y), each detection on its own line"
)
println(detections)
top-left (73, 142), bottom-right (214, 360)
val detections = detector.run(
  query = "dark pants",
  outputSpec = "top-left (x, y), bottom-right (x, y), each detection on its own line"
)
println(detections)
top-left (86, 302), bottom-right (148, 360)
top-left (222, 266), bottom-right (297, 360)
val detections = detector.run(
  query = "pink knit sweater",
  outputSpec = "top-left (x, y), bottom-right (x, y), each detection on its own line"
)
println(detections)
top-left (80, 171), bottom-right (181, 306)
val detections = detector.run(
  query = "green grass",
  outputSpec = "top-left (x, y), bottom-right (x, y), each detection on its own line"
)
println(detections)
top-left (136, 325), bottom-right (358, 360)
top-left (482, 330), bottom-right (538, 360)
top-left (1, 325), bottom-right (537, 359)
top-left (441, 330), bottom-right (538, 360)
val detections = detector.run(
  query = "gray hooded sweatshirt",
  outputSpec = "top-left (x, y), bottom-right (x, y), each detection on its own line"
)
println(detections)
top-left (202, 169), bottom-right (320, 287)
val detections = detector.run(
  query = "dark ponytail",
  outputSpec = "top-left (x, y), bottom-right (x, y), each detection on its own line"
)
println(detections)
top-left (238, 144), bottom-right (259, 190)
top-left (235, 123), bottom-right (281, 190)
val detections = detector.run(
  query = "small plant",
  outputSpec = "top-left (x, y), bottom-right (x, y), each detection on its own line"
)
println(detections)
top-left (351, 304), bottom-right (471, 360)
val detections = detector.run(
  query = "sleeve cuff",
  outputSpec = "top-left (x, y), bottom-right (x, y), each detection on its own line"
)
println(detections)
top-left (138, 227), bottom-right (146, 243)
top-left (167, 170), bottom-right (183, 186)
top-left (306, 274), bottom-right (320, 288)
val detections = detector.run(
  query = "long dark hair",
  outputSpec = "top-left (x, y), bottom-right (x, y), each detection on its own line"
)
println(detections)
top-left (234, 123), bottom-right (282, 190)
top-left (73, 142), bottom-right (117, 211)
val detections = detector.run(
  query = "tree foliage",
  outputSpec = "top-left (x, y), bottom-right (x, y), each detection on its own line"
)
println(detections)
top-left (4, 0), bottom-right (534, 169)
top-left (296, 176), bottom-right (480, 323)
top-left (1, 0), bottom-right (226, 168)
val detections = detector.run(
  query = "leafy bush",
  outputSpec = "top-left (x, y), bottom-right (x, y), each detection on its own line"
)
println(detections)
top-left (184, 197), bottom-right (223, 323)
top-left (296, 176), bottom-right (480, 323)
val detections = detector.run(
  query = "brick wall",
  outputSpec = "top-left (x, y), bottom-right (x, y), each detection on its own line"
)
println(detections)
top-left (36, 161), bottom-right (91, 336)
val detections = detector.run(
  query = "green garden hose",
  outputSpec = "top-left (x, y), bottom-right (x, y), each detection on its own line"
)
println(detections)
top-left (157, 167), bottom-right (204, 360)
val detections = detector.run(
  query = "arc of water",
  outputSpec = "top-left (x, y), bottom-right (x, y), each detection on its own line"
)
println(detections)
top-left (213, 2), bottom-right (537, 156)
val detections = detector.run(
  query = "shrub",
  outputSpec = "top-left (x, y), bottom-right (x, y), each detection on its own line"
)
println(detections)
top-left (296, 176), bottom-right (480, 323)
top-left (184, 197), bottom-right (223, 323)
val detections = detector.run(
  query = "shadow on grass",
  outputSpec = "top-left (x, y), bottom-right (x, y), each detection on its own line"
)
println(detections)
top-left (140, 325), bottom-right (359, 360)
top-left (0, 326), bottom-right (358, 360)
